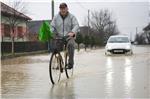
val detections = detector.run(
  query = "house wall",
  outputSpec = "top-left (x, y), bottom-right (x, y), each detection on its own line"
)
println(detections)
top-left (1, 15), bottom-right (27, 26)
top-left (1, 15), bottom-right (29, 42)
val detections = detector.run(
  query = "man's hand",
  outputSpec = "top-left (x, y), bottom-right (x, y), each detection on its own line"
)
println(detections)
top-left (68, 32), bottom-right (75, 37)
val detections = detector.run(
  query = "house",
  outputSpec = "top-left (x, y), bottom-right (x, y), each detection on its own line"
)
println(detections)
top-left (1, 2), bottom-right (32, 42)
top-left (143, 23), bottom-right (150, 32)
top-left (27, 20), bottom-right (51, 41)
top-left (143, 23), bottom-right (150, 43)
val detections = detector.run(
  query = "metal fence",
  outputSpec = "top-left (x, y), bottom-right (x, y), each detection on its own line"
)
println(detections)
top-left (1, 42), bottom-right (48, 53)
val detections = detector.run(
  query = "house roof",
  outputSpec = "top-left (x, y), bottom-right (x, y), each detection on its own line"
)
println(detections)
top-left (1, 2), bottom-right (31, 20)
top-left (27, 20), bottom-right (51, 34)
top-left (143, 23), bottom-right (150, 31)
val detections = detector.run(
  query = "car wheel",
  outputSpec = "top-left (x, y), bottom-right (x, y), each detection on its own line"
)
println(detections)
top-left (126, 50), bottom-right (133, 55)
top-left (105, 52), bottom-right (107, 55)
top-left (105, 51), bottom-right (110, 56)
top-left (131, 50), bottom-right (133, 55)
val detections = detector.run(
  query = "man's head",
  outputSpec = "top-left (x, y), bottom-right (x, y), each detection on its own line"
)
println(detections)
top-left (59, 3), bottom-right (68, 17)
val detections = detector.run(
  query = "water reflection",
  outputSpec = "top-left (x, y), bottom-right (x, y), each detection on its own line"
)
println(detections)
top-left (1, 55), bottom-right (50, 65)
top-left (124, 57), bottom-right (133, 96)
top-left (106, 57), bottom-right (113, 69)
top-left (125, 57), bottom-right (132, 66)
top-left (49, 79), bottom-right (75, 99)
top-left (105, 57), bottom-right (113, 97)
top-left (2, 69), bottom-right (28, 97)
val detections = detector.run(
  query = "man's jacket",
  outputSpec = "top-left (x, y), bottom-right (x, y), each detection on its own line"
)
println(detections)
top-left (51, 12), bottom-right (80, 37)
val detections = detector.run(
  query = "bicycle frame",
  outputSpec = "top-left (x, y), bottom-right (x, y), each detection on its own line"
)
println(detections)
top-left (49, 36), bottom-right (73, 84)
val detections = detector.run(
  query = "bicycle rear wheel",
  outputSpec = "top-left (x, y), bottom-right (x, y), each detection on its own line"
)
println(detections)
top-left (49, 52), bottom-right (61, 84)
top-left (65, 53), bottom-right (73, 78)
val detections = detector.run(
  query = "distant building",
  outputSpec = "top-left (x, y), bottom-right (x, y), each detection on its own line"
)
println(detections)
top-left (143, 23), bottom-right (150, 43)
top-left (27, 20), bottom-right (51, 41)
top-left (1, 2), bottom-right (31, 42)
top-left (143, 23), bottom-right (150, 32)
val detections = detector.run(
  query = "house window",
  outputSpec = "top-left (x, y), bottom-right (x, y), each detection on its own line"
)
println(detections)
top-left (1, 23), bottom-right (4, 36)
top-left (4, 24), bottom-right (11, 37)
top-left (17, 26), bottom-right (24, 38)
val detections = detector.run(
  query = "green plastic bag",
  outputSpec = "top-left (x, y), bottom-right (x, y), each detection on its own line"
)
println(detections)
top-left (38, 21), bottom-right (53, 42)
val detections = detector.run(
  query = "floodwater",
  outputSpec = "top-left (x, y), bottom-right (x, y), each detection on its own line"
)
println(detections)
top-left (1, 45), bottom-right (150, 99)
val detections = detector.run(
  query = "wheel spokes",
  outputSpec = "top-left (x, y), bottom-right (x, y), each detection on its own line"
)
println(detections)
top-left (50, 54), bottom-right (61, 84)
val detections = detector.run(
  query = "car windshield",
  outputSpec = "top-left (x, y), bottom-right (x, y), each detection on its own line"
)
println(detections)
top-left (108, 37), bottom-right (129, 43)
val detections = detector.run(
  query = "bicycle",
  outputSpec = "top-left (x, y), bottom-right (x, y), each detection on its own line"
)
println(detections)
top-left (49, 36), bottom-right (73, 84)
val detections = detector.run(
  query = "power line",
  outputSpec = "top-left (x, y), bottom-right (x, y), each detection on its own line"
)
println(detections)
top-left (75, 0), bottom-right (88, 11)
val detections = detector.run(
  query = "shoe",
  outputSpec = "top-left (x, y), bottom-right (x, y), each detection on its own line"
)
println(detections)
top-left (66, 64), bottom-right (73, 69)
top-left (60, 68), bottom-right (63, 73)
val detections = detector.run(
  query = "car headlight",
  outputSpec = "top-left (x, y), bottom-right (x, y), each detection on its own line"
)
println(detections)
top-left (107, 46), bottom-right (112, 49)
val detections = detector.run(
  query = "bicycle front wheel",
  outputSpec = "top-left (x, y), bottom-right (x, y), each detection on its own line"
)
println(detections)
top-left (49, 52), bottom-right (61, 84)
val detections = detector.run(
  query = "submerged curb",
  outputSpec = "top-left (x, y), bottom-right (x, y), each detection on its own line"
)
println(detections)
top-left (1, 50), bottom-right (48, 60)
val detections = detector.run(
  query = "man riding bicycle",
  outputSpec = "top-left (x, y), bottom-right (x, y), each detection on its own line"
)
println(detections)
top-left (51, 3), bottom-right (79, 69)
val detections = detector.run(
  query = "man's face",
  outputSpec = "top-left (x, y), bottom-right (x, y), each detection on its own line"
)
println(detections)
top-left (60, 7), bottom-right (68, 16)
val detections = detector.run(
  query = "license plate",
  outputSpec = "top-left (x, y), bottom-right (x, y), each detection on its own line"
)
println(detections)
top-left (114, 50), bottom-right (123, 52)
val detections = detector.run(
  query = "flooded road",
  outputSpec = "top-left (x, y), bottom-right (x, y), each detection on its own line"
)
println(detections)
top-left (1, 45), bottom-right (150, 98)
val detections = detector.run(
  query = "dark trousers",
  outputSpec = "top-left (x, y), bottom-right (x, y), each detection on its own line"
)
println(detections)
top-left (67, 38), bottom-right (75, 66)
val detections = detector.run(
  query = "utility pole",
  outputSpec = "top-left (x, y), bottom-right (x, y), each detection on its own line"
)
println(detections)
top-left (48, 0), bottom-right (54, 52)
top-left (51, 0), bottom-right (54, 19)
top-left (136, 27), bottom-right (138, 36)
top-left (88, 9), bottom-right (90, 36)
top-left (130, 32), bottom-right (132, 42)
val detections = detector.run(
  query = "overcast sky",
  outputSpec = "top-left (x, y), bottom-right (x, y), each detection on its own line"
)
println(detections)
top-left (1, 0), bottom-right (149, 39)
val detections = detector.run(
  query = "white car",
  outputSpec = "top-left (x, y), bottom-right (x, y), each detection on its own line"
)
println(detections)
top-left (105, 35), bottom-right (133, 55)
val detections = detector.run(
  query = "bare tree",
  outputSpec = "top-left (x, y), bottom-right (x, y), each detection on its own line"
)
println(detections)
top-left (89, 9), bottom-right (119, 45)
top-left (135, 33), bottom-right (146, 44)
top-left (104, 20), bottom-right (119, 43)
top-left (2, 0), bottom-right (29, 55)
